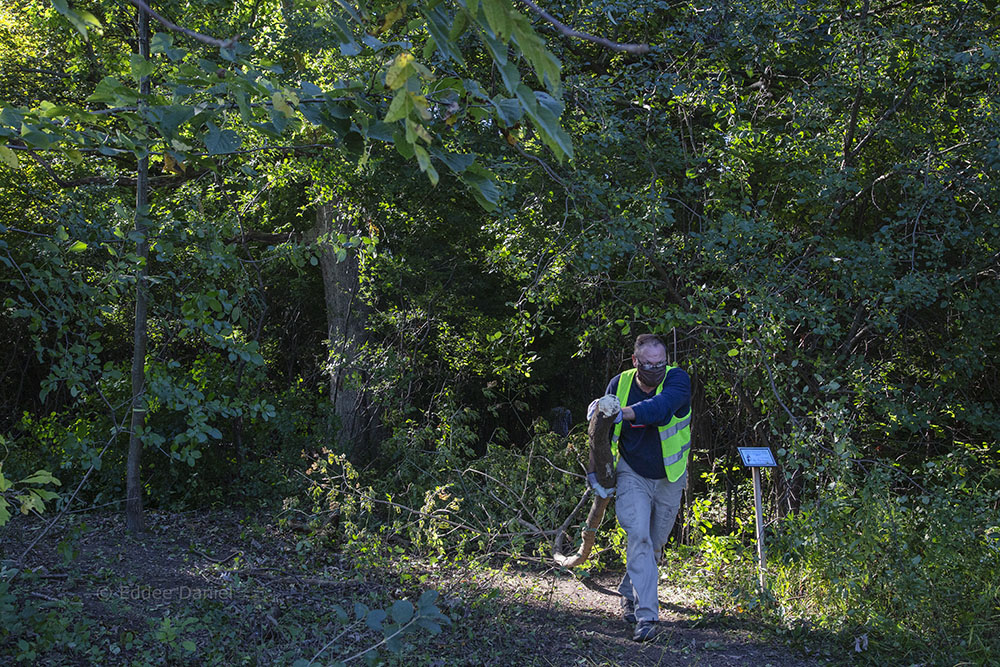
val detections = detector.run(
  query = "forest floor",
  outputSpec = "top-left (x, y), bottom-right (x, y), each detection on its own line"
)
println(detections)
top-left (2, 509), bottom-right (842, 666)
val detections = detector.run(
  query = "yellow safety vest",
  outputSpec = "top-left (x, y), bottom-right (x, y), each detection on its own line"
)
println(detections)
top-left (611, 367), bottom-right (692, 482)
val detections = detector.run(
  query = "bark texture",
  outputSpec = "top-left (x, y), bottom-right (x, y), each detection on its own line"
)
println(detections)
top-left (316, 203), bottom-right (378, 460)
top-left (125, 5), bottom-right (151, 534)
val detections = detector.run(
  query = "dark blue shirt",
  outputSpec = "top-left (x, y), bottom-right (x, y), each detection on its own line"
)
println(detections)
top-left (606, 368), bottom-right (692, 480)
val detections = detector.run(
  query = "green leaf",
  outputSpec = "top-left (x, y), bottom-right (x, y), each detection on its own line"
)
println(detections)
top-left (340, 40), bottom-right (362, 56)
top-left (416, 617), bottom-right (441, 634)
top-left (366, 121), bottom-right (395, 142)
top-left (0, 108), bottom-right (26, 136)
top-left (19, 491), bottom-right (44, 515)
top-left (413, 144), bottom-right (431, 171)
top-left (143, 105), bottom-right (196, 139)
top-left (301, 99), bottom-right (351, 132)
top-left (491, 97), bottom-right (524, 126)
top-left (203, 123), bottom-right (242, 155)
top-left (481, 0), bottom-right (513, 39)
top-left (20, 124), bottom-right (52, 149)
top-left (0, 146), bottom-right (19, 169)
top-left (385, 52), bottom-right (415, 90)
top-left (366, 609), bottom-right (387, 631)
top-left (19, 470), bottom-right (60, 486)
top-left (129, 54), bottom-right (155, 82)
top-left (51, 0), bottom-right (103, 41)
top-left (422, 34), bottom-right (437, 61)
top-left (87, 77), bottom-right (138, 106)
top-left (417, 589), bottom-right (439, 608)
top-left (511, 13), bottom-right (560, 88)
top-left (393, 129), bottom-right (415, 158)
top-left (150, 33), bottom-right (187, 61)
top-left (497, 62), bottom-right (521, 96)
top-left (422, 6), bottom-right (466, 65)
top-left (37, 101), bottom-right (66, 119)
top-left (272, 92), bottom-right (295, 118)
top-left (384, 90), bottom-right (413, 123)
top-left (429, 148), bottom-right (474, 173)
top-left (425, 161), bottom-right (439, 185)
top-left (68, 241), bottom-right (87, 252)
top-left (234, 91), bottom-right (252, 123)
top-left (448, 8), bottom-right (468, 40)
top-left (461, 164), bottom-right (499, 211)
top-left (0, 497), bottom-right (10, 526)
top-left (391, 599), bottom-right (414, 624)
top-left (519, 88), bottom-right (572, 161)
top-left (727, 348), bottom-right (739, 356)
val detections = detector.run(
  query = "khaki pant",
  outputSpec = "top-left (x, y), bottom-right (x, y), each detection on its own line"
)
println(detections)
top-left (615, 457), bottom-right (687, 622)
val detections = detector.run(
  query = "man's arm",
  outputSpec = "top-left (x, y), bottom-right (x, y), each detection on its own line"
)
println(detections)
top-left (621, 368), bottom-right (691, 425)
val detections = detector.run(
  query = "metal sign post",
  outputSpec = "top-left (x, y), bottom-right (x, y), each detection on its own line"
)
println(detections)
top-left (737, 447), bottom-right (777, 591)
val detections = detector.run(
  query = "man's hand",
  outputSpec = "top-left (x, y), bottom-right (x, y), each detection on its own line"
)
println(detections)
top-left (587, 472), bottom-right (615, 498)
top-left (621, 406), bottom-right (635, 422)
top-left (587, 396), bottom-right (623, 423)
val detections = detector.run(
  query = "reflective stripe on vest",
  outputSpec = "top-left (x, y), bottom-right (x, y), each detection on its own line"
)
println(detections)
top-left (611, 367), bottom-right (692, 482)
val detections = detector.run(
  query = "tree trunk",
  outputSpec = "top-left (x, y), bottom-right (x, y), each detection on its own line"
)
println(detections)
top-left (316, 203), bottom-right (377, 461)
top-left (125, 5), bottom-right (151, 533)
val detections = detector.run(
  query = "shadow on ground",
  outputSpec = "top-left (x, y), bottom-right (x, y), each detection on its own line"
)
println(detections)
top-left (2, 510), bottom-right (838, 666)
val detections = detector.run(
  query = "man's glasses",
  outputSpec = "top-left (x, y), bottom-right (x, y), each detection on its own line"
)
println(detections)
top-left (637, 361), bottom-right (667, 371)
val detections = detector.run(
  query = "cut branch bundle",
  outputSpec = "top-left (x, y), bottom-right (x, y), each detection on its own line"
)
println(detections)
top-left (552, 395), bottom-right (619, 567)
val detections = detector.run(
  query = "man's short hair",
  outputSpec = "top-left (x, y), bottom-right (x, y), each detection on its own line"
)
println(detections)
top-left (634, 333), bottom-right (666, 356)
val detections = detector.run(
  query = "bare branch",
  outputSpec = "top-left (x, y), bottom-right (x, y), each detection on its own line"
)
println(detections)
top-left (752, 337), bottom-right (802, 429)
top-left (512, 142), bottom-right (569, 189)
top-left (17, 434), bottom-right (117, 566)
top-left (516, 0), bottom-right (650, 54)
top-left (225, 230), bottom-right (298, 245)
top-left (25, 149), bottom-right (209, 189)
top-left (126, 0), bottom-right (238, 50)
top-left (828, 168), bottom-right (899, 222)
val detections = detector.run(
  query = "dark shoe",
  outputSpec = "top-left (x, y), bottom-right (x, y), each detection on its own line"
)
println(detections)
top-left (632, 619), bottom-right (660, 642)
top-left (620, 597), bottom-right (636, 624)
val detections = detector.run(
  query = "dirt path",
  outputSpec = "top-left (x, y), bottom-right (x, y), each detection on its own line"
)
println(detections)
top-left (451, 568), bottom-right (826, 666)
top-left (2, 510), bottom-right (831, 666)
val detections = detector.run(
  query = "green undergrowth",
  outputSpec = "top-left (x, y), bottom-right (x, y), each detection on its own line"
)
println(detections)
top-left (5, 422), bottom-right (998, 666)
top-left (1, 514), bottom-right (467, 666)
top-left (649, 464), bottom-right (1000, 666)
top-left (299, 425), bottom-right (1000, 666)
top-left (1, 512), bottom-right (629, 666)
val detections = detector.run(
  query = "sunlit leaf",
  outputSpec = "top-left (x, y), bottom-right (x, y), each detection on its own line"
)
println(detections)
top-left (481, 0), bottom-right (513, 39)
top-left (51, 0), bottom-right (103, 41)
top-left (385, 52), bottom-right (415, 90)
top-left (385, 90), bottom-right (412, 123)
top-left (0, 146), bottom-right (19, 170)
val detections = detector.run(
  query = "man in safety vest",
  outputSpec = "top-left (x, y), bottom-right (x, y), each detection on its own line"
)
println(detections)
top-left (590, 333), bottom-right (692, 642)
